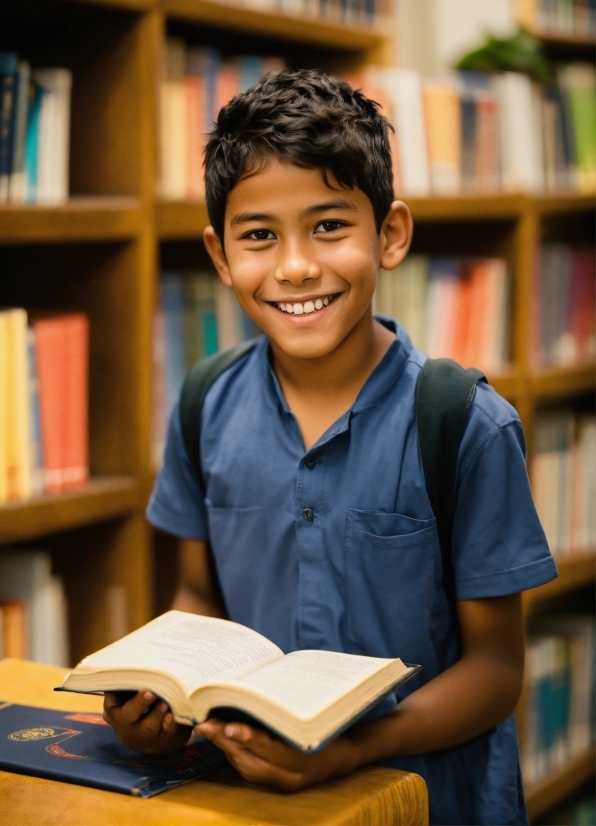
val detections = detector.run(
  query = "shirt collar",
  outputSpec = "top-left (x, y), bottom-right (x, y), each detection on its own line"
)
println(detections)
top-left (259, 316), bottom-right (413, 420)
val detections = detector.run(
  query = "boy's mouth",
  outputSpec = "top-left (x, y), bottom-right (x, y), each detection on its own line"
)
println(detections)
top-left (272, 293), bottom-right (339, 316)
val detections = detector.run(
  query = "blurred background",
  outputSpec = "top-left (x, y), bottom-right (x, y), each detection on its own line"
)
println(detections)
top-left (0, 1), bottom-right (594, 822)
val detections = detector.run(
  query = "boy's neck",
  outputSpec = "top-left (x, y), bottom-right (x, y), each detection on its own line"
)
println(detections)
top-left (270, 315), bottom-right (395, 449)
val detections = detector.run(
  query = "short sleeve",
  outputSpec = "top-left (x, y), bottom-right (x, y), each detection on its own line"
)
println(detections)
top-left (146, 401), bottom-right (209, 539)
top-left (452, 392), bottom-right (558, 600)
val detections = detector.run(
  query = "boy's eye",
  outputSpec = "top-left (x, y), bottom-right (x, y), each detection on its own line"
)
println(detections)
top-left (314, 220), bottom-right (345, 234)
top-left (245, 229), bottom-right (276, 241)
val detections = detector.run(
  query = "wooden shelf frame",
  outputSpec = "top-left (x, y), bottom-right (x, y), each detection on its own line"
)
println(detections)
top-left (0, 477), bottom-right (139, 545)
top-left (0, 198), bottom-right (142, 243)
top-left (526, 747), bottom-right (596, 822)
top-left (523, 552), bottom-right (596, 612)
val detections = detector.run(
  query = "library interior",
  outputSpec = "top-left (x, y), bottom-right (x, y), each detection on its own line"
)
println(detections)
top-left (0, 0), bottom-right (594, 823)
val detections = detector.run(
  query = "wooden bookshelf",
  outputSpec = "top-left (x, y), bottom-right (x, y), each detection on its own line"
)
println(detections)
top-left (0, 0), bottom-right (594, 816)
top-left (0, 477), bottom-right (139, 544)
top-left (526, 746), bottom-right (596, 821)
top-left (0, 198), bottom-right (142, 243)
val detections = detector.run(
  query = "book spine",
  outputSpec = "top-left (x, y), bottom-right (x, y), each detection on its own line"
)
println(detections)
top-left (8, 60), bottom-right (31, 204)
top-left (33, 317), bottom-right (67, 493)
top-left (61, 315), bottom-right (89, 490)
top-left (0, 52), bottom-right (18, 203)
top-left (27, 327), bottom-right (45, 496)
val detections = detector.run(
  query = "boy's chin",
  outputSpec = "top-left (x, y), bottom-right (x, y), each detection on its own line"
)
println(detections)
top-left (268, 334), bottom-right (342, 362)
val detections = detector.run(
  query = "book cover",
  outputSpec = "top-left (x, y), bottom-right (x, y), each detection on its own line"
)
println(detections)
top-left (0, 703), bottom-right (226, 798)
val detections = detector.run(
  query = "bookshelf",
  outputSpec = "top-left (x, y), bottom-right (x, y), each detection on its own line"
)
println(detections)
top-left (0, 0), bottom-right (593, 819)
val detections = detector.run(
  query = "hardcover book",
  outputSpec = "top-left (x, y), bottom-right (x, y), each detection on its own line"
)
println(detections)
top-left (57, 610), bottom-right (421, 754)
top-left (0, 701), bottom-right (226, 797)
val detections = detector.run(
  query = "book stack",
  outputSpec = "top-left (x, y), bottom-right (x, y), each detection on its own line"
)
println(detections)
top-left (353, 64), bottom-right (596, 195)
top-left (160, 40), bottom-right (284, 200)
top-left (0, 550), bottom-right (69, 666)
top-left (375, 256), bottom-right (510, 372)
top-left (153, 271), bottom-right (258, 466)
top-left (523, 614), bottom-right (595, 786)
top-left (531, 409), bottom-right (596, 557)
top-left (229, 0), bottom-right (382, 25)
top-left (516, 0), bottom-right (596, 37)
top-left (0, 52), bottom-right (71, 205)
top-left (0, 309), bottom-right (88, 503)
top-left (533, 243), bottom-right (595, 367)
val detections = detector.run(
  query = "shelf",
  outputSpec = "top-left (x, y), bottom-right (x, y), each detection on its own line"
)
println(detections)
top-left (405, 193), bottom-right (524, 221)
top-left (66, 0), bottom-right (157, 10)
top-left (532, 192), bottom-right (596, 215)
top-left (531, 363), bottom-right (596, 401)
top-left (0, 477), bottom-right (139, 544)
top-left (156, 199), bottom-right (210, 239)
top-left (526, 28), bottom-right (596, 59)
top-left (526, 746), bottom-right (596, 822)
top-left (162, 0), bottom-right (387, 50)
top-left (523, 552), bottom-right (596, 612)
top-left (486, 368), bottom-right (520, 400)
top-left (0, 198), bottom-right (142, 244)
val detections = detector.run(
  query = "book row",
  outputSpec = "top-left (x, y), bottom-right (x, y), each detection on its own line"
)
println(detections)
top-left (0, 52), bottom-right (71, 205)
top-left (516, 0), bottom-right (596, 36)
top-left (160, 39), bottom-right (596, 199)
top-left (375, 256), bottom-right (510, 373)
top-left (533, 244), bottom-right (595, 368)
top-left (0, 550), bottom-right (69, 666)
top-left (0, 309), bottom-right (88, 504)
top-left (153, 271), bottom-right (258, 465)
top-left (530, 409), bottom-right (596, 556)
top-left (216, 0), bottom-right (384, 24)
top-left (523, 614), bottom-right (594, 787)
top-left (358, 64), bottom-right (596, 196)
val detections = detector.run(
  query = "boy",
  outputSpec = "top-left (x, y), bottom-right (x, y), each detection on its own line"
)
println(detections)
top-left (104, 69), bottom-right (557, 824)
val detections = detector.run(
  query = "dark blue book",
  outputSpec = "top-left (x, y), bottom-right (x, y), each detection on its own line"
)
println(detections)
top-left (0, 702), bottom-right (227, 797)
top-left (0, 51), bottom-right (19, 202)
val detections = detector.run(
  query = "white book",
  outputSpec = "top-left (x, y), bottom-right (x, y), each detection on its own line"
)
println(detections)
top-left (32, 69), bottom-right (72, 204)
top-left (0, 550), bottom-right (52, 662)
top-left (493, 72), bottom-right (544, 192)
top-left (377, 69), bottom-right (430, 195)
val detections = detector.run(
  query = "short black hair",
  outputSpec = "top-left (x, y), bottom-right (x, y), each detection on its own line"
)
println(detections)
top-left (204, 68), bottom-right (394, 241)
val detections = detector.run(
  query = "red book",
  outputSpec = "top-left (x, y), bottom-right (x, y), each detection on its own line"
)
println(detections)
top-left (31, 313), bottom-right (88, 493)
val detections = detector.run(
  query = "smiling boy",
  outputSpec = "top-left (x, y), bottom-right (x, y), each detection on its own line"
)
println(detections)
top-left (104, 69), bottom-right (557, 824)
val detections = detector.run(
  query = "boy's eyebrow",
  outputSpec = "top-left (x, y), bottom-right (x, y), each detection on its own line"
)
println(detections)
top-left (230, 199), bottom-right (359, 228)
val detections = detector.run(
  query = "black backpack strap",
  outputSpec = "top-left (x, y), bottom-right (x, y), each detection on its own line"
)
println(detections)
top-left (180, 340), bottom-right (258, 492)
top-left (415, 358), bottom-right (487, 598)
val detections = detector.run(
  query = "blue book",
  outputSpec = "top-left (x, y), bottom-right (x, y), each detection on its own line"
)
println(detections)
top-left (239, 56), bottom-right (262, 93)
top-left (0, 51), bottom-right (19, 201)
top-left (0, 702), bottom-right (226, 797)
top-left (24, 81), bottom-right (44, 203)
top-left (161, 272), bottom-right (187, 417)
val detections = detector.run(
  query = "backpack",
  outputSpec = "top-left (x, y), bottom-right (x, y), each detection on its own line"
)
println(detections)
top-left (179, 341), bottom-right (487, 596)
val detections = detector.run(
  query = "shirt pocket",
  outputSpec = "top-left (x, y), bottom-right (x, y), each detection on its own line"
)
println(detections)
top-left (345, 508), bottom-right (439, 664)
top-left (206, 504), bottom-right (268, 627)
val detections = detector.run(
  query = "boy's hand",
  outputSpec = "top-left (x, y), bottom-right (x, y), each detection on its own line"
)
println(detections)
top-left (195, 719), bottom-right (359, 792)
top-left (103, 690), bottom-right (192, 754)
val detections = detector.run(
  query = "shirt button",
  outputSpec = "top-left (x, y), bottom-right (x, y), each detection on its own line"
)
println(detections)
top-left (303, 507), bottom-right (314, 521)
top-left (305, 457), bottom-right (316, 469)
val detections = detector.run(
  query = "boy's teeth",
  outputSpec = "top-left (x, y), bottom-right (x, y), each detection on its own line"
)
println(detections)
top-left (277, 295), bottom-right (334, 314)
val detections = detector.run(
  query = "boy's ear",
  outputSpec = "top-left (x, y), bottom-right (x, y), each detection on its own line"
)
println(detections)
top-left (203, 226), bottom-right (233, 287)
top-left (379, 201), bottom-right (413, 272)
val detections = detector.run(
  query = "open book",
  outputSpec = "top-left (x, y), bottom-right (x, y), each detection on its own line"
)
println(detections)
top-left (57, 611), bottom-right (421, 753)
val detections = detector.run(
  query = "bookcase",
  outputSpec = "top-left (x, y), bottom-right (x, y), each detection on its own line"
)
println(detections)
top-left (0, 0), bottom-right (593, 820)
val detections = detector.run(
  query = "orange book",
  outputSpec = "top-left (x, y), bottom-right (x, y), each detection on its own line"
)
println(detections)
top-left (422, 82), bottom-right (461, 194)
top-left (450, 264), bottom-right (474, 366)
top-left (0, 599), bottom-right (27, 659)
top-left (62, 314), bottom-right (88, 490)
top-left (216, 59), bottom-right (240, 117)
top-left (5, 308), bottom-right (31, 501)
top-left (463, 260), bottom-right (492, 368)
top-left (31, 313), bottom-right (88, 493)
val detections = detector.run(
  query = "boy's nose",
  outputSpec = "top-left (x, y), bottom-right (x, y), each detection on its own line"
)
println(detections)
top-left (274, 243), bottom-right (320, 285)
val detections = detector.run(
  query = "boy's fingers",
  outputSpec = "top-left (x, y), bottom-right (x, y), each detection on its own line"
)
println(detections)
top-left (139, 701), bottom-right (169, 736)
top-left (106, 690), bottom-right (157, 724)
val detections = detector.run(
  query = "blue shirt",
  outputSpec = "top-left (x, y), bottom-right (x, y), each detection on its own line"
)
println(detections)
top-left (148, 319), bottom-right (557, 825)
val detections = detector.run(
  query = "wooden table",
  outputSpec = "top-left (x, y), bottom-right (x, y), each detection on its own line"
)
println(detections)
top-left (0, 659), bottom-right (428, 825)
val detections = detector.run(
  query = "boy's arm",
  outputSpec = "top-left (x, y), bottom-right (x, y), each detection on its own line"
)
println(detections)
top-left (172, 538), bottom-right (227, 618)
top-left (104, 537), bottom-right (225, 752)
top-left (195, 592), bottom-right (525, 791)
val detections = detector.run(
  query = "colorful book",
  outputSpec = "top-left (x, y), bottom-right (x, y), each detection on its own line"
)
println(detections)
top-left (0, 703), bottom-right (226, 797)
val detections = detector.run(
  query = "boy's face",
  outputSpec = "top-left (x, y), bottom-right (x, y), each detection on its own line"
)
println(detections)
top-left (204, 159), bottom-right (410, 362)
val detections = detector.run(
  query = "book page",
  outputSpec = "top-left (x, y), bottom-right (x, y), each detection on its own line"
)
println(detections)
top-left (235, 650), bottom-right (395, 718)
top-left (80, 612), bottom-right (283, 695)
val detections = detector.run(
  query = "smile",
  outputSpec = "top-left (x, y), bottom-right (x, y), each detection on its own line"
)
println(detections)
top-left (273, 294), bottom-right (339, 315)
